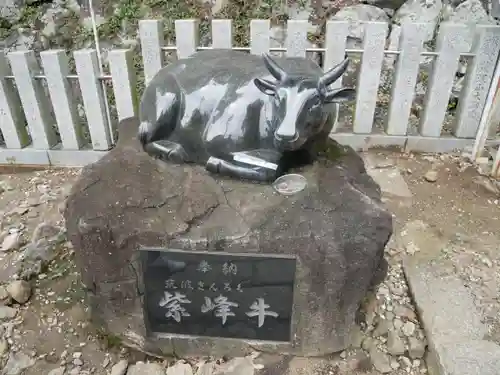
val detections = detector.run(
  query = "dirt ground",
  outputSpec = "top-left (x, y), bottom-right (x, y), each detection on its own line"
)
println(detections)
top-left (372, 151), bottom-right (500, 346)
top-left (0, 150), bottom-right (498, 375)
top-left (385, 152), bottom-right (499, 237)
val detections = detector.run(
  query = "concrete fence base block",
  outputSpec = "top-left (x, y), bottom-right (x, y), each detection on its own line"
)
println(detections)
top-left (427, 339), bottom-right (500, 375)
top-left (403, 257), bottom-right (500, 375)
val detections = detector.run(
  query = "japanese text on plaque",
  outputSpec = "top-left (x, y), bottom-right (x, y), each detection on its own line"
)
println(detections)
top-left (158, 260), bottom-right (278, 327)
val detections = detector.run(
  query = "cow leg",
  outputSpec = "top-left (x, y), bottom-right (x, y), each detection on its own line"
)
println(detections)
top-left (205, 156), bottom-right (280, 182)
top-left (144, 140), bottom-right (189, 164)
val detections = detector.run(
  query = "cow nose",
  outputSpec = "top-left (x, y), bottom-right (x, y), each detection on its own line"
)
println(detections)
top-left (275, 132), bottom-right (298, 142)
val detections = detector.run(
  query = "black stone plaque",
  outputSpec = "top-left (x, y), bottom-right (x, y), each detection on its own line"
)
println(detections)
top-left (140, 248), bottom-right (297, 342)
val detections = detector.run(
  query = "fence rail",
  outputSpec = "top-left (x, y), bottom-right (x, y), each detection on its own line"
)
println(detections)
top-left (1, 19), bottom-right (500, 168)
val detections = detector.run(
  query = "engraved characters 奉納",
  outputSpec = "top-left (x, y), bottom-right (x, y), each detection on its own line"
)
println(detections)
top-left (197, 260), bottom-right (212, 273)
top-left (222, 262), bottom-right (237, 275)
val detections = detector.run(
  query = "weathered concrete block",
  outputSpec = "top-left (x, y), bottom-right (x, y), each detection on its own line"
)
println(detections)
top-left (428, 340), bottom-right (500, 375)
top-left (64, 117), bottom-right (392, 357)
top-left (404, 258), bottom-right (500, 375)
top-left (404, 261), bottom-right (487, 341)
top-left (362, 154), bottom-right (413, 205)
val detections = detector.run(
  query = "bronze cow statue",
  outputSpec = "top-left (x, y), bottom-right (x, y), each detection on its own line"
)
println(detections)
top-left (138, 49), bottom-right (355, 182)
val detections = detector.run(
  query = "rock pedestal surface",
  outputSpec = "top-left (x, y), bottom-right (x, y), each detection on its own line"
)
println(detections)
top-left (64, 117), bottom-right (393, 357)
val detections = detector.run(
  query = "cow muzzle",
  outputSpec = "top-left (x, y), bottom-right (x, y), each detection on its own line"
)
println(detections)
top-left (274, 132), bottom-right (300, 151)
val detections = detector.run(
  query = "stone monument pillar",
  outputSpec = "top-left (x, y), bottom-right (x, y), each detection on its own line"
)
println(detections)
top-left (64, 116), bottom-right (392, 357)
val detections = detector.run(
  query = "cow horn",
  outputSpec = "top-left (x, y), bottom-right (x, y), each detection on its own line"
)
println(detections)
top-left (262, 53), bottom-right (287, 81)
top-left (318, 55), bottom-right (349, 88)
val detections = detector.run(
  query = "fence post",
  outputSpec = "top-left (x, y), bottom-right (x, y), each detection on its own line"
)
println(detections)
top-left (139, 20), bottom-right (164, 86)
top-left (109, 49), bottom-right (138, 122)
top-left (212, 19), bottom-right (232, 49)
top-left (74, 49), bottom-right (112, 151)
top-left (454, 25), bottom-right (500, 138)
top-left (353, 22), bottom-right (387, 134)
top-left (175, 19), bottom-right (199, 59)
top-left (420, 23), bottom-right (471, 137)
top-left (472, 52), bottom-right (500, 160)
top-left (285, 20), bottom-right (308, 58)
top-left (250, 19), bottom-right (270, 56)
top-left (323, 21), bottom-right (348, 90)
top-left (41, 50), bottom-right (85, 150)
top-left (0, 52), bottom-right (29, 149)
top-left (323, 21), bottom-right (349, 134)
top-left (8, 51), bottom-right (58, 149)
top-left (386, 23), bottom-right (427, 136)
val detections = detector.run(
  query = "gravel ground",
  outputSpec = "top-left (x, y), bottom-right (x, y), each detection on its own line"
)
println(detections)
top-left (378, 151), bottom-right (500, 348)
top-left (0, 149), bottom-right (498, 375)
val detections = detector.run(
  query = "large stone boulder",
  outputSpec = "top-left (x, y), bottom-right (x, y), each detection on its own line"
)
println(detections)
top-left (392, 0), bottom-right (443, 43)
top-left (442, 0), bottom-right (496, 26)
top-left (331, 5), bottom-right (390, 49)
top-left (64, 117), bottom-right (392, 357)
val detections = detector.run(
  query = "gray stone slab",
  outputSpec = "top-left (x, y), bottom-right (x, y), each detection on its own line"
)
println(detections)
top-left (428, 340), bottom-right (500, 375)
top-left (363, 153), bottom-right (413, 203)
top-left (404, 261), bottom-right (487, 341)
top-left (404, 258), bottom-right (500, 375)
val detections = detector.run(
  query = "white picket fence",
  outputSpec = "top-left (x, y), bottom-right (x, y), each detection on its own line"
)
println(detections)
top-left (1, 19), bottom-right (500, 167)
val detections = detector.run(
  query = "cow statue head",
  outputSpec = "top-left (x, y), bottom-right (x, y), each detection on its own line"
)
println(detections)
top-left (253, 53), bottom-right (355, 151)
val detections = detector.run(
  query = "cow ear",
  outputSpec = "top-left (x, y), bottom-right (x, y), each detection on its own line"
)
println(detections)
top-left (254, 78), bottom-right (276, 96)
top-left (322, 88), bottom-right (356, 103)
